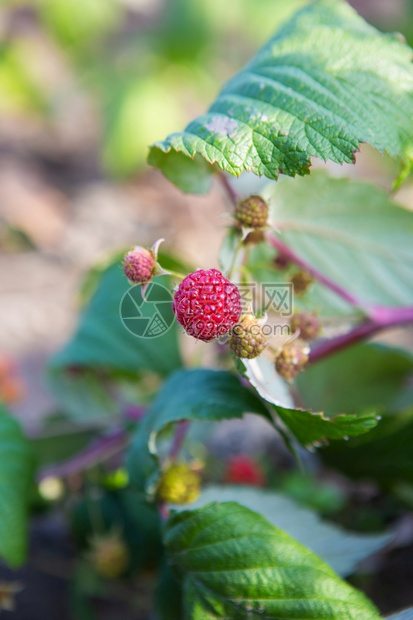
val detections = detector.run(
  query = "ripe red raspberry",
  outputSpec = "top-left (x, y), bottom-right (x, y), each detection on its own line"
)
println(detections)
top-left (123, 246), bottom-right (156, 285)
top-left (173, 269), bottom-right (242, 341)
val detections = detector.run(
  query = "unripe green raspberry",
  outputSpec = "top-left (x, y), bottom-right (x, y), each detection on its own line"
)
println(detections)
top-left (275, 338), bottom-right (309, 382)
top-left (157, 463), bottom-right (201, 505)
top-left (123, 246), bottom-right (156, 285)
top-left (89, 532), bottom-right (129, 579)
top-left (230, 314), bottom-right (267, 359)
top-left (235, 195), bottom-right (268, 229)
top-left (290, 313), bottom-right (320, 341)
top-left (290, 270), bottom-right (314, 295)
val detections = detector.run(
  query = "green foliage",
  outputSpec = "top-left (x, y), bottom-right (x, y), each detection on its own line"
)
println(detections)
top-left (176, 486), bottom-right (390, 578)
top-left (321, 408), bottom-right (413, 487)
top-left (38, 0), bottom-right (120, 51)
top-left (274, 405), bottom-right (379, 448)
top-left (0, 406), bottom-right (33, 567)
top-left (265, 171), bottom-right (413, 307)
top-left (70, 489), bottom-right (163, 572)
top-left (127, 369), bottom-right (271, 497)
top-left (149, 0), bottom-right (413, 193)
top-left (243, 356), bottom-right (379, 447)
top-left (154, 561), bottom-right (183, 620)
top-left (297, 343), bottom-right (413, 487)
top-left (164, 502), bottom-right (381, 619)
top-left (48, 260), bottom-right (183, 419)
top-left (297, 343), bottom-right (413, 415)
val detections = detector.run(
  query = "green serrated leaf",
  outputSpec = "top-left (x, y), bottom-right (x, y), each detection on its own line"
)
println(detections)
top-left (175, 486), bottom-right (391, 578)
top-left (243, 355), bottom-right (379, 446)
top-left (149, 0), bottom-right (413, 193)
top-left (0, 407), bottom-right (33, 567)
top-left (126, 369), bottom-right (271, 496)
top-left (265, 171), bottom-right (413, 308)
top-left (165, 501), bottom-right (381, 619)
top-left (275, 406), bottom-right (378, 447)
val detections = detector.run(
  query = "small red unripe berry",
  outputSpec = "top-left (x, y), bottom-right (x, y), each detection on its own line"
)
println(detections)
top-left (123, 246), bottom-right (156, 285)
top-left (173, 269), bottom-right (242, 341)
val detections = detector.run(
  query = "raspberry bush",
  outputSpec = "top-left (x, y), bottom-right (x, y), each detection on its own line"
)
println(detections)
top-left (3, 2), bottom-right (413, 618)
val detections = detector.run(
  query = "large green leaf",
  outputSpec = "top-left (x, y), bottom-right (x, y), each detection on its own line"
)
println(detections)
top-left (49, 261), bottom-right (183, 419)
top-left (164, 502), bottom-right (381, 619)
top-left (174, 486), bottom-right (391, 578)
top-left (0, 407), bottom-right (33, 567)
top-left (126, 369), bottom-right (271, 496)
top-left (297, 344), bottom-right (413, 415)
top-left (149, 0), bottom-right (413, 193)
top-left (266, 171), bottom-right (413, 307)
top-left (51, 266), bottom-right (182, 375)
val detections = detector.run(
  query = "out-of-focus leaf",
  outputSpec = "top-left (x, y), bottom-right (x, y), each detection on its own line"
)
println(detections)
top-left (154, 561), bottom-right (183, 620)
top-left (70, 489), bottom-right (163, 572)
top-left (102, 75), bottom-right (188, 178)
top-left (297, 344), bottom-right (413, 415)
top-left (0, 406), bottom-right (33, 567)
top-left (38, 0), bottom-right (120, 50)
top-left (126, 369), bottom-right (271, 497)
top-left (321, 408), bottom-right (413, 487)
top-left (266, 171), bottom-right (413, 307)
top-left (49, 261), bottom-right (183, 419)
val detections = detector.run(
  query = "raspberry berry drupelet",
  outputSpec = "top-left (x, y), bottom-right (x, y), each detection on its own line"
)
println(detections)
top-left (173, 269), bottom-right (242, 341)
top-left (123, 246), bottom-right (156, 285)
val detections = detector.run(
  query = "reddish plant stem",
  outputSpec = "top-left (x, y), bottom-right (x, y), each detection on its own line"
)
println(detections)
top-left (219, 172), bottom-right (239, 205)
top-left (169, 420), bottom-right (190, 460)
top-left (310, 309), bottom-right (413, 364)
top-left (267, 234), bottom-right (361, 308)
top-left (37, 430), bottom-right (128, 482)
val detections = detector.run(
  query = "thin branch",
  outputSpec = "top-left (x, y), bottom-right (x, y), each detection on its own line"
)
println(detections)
top-left (37, 430), bottom-right (129, 482)
top-left (309, 308), bottom-right (413, 364)
top-left (168, 420), bottom-right (190, 460)
top-left (219, 172), bottom-right (239, 206)
top-left (267, 233), bottom-right (361, 308)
